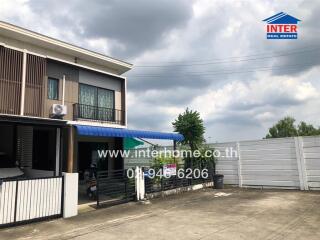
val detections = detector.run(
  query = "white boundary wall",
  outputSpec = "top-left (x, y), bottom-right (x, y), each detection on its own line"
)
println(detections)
top-left (124, 136), bottom-right (320, 191)
top-left (213, 136), bottom-right (320, 190)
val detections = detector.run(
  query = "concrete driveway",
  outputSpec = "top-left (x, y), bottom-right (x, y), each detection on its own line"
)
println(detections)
top-left (1, 188), bottom-right (320, 240)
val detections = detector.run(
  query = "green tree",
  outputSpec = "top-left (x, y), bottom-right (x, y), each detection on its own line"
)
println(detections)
top-left (297, 121), bottom-right (320, 136)
top-left (172, 108), bottom-right (205, 151)
top-left (266, 117), bottom-right (297, 138)
top-left (266, 117), bottom-right (320, 138)
top-left (172, 108), bottom-right (205, 167)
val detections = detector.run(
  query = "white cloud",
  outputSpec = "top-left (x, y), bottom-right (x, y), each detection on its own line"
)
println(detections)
top-left (1, 0), bottom-right (320, 142)
top-left (190, 72), bottom-right (318, 123)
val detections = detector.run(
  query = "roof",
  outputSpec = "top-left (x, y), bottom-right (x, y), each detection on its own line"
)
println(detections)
top-left (263, 12), bottom-right (301, 24)
top-left (75, 125), bottom-right (185, 141)
top-left (0, 21), bottom-right (132, 74)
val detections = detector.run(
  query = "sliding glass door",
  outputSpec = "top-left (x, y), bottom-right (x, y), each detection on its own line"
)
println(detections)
top-left (97, 88), bottom-right (114, 121)
top-left (79, 84), bottom-right (115, 121)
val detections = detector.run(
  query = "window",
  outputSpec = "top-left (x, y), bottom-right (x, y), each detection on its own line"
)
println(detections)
top-left (48, 78), bottom-right (59, 100)
top-left (79, 84), bottom-right (115, 121)
top-left (97, 88), bottom-right (114, 109)
top-left (79, 84), bottom-right (97, 106)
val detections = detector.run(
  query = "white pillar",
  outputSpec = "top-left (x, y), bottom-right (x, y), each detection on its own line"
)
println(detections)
top-left (139, 167), bottom-right (145, 200)
top-left (63, 173), bottom-right (78, 218)
top-left (135, 167), bottom-right (145, 201)
top-left (20, 50), bottom-right (27, 116)
top-left (135, 167), bottom-right (140, 201)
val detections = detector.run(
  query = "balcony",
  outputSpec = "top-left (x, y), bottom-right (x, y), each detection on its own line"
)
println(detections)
top-left (73, 104), bottom-right (125, 125)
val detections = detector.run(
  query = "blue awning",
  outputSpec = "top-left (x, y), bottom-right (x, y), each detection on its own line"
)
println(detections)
top-left (75, 125), bottom-right (184, 141)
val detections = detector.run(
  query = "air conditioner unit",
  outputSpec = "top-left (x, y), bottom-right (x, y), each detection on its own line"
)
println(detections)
top-left (52, 104), bottom-right (67, 116)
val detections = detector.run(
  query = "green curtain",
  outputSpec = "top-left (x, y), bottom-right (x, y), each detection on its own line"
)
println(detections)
top-left (98, 88), bottom-right (114, 121)
top-left (48, 78), bottom-right (58, 100)
top-left (98, 88), bottom-right (114, 109)
top-left (79, 84), bottom-right (97, 119)
top-left (79, 84), bottom-right (97, 106)
top-left (124, 138), bottom-right (144, 150)
top-left (79, 84), bottom-right (115, 121)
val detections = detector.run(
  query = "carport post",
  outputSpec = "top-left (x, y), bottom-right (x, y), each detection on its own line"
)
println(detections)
top-left (55, 128), bottom-right (61, 176)
top-left (67, 126), bottom-right (74, 173)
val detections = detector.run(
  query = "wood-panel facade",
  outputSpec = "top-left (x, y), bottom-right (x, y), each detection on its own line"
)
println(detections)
top-left (0, 46), bottom-right (23, 115)
top-left (24, 54), bottom-right (46, 117)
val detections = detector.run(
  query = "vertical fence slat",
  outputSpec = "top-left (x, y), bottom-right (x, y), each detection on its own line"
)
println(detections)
top-left (0, 177), bottom-right (63, 228)
top-left (28, 180), bottom-right (35, 220)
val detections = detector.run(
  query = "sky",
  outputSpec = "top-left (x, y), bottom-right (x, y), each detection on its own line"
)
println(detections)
top-left (1, 0), bottom-right (320, 143)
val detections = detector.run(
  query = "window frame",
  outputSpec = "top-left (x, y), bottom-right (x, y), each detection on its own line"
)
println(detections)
top-left (47, 77), bottom-right (59, 100)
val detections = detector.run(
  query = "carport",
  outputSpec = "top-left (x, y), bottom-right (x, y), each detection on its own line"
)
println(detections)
top-left (0, 115), bottom-right (67, 179)
top-left (73, 125), bottom-right (184, 206)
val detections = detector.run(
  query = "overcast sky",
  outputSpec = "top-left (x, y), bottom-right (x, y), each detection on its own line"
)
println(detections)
top-left (2, 0), bottom-right (320, 142)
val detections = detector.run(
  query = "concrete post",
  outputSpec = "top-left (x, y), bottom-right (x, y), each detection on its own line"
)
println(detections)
top-left (135, 167), bottom-right (145, 201)
top-left (63, 173), bottom-right (78, 218)
top-left (236, 142), bottom-right (243, 187)
top-left (139, 167), bottom-right (145, 200)
top-left (294, 137), bottom-right (309, 190)
top-left (135, 167), bottom-right (140, 201)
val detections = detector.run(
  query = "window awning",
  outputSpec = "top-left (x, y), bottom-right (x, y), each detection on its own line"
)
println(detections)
top-left (75, 125), bottom-right (184, 141)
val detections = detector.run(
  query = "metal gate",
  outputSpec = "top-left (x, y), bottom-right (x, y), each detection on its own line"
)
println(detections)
top-left (0, 176), bottom-right (64, 228)
top-left (96, 169), bottom-right (135, 207)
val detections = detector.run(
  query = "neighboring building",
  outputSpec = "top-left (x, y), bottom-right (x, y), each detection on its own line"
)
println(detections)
top-left (0, 21), bottom-right (183, 205)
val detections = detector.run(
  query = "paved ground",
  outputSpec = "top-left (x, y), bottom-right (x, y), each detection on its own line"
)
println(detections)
top-left (1, 188), bottom-right (320, 240)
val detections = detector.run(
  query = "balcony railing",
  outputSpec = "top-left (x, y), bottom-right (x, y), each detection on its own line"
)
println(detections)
top-left (73, 104), bottom-right (125, 125)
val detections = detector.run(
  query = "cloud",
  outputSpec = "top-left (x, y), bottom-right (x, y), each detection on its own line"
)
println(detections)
top-left (190, 74), bottom-right (318, 121)
top-left (1, 0), bottom-right (320, 142)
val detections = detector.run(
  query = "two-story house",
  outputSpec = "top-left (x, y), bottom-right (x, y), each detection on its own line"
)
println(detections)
top-left (0, 21), bottom-right (183, 203)
top-left (0, 21), bottom-right (131, 181)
